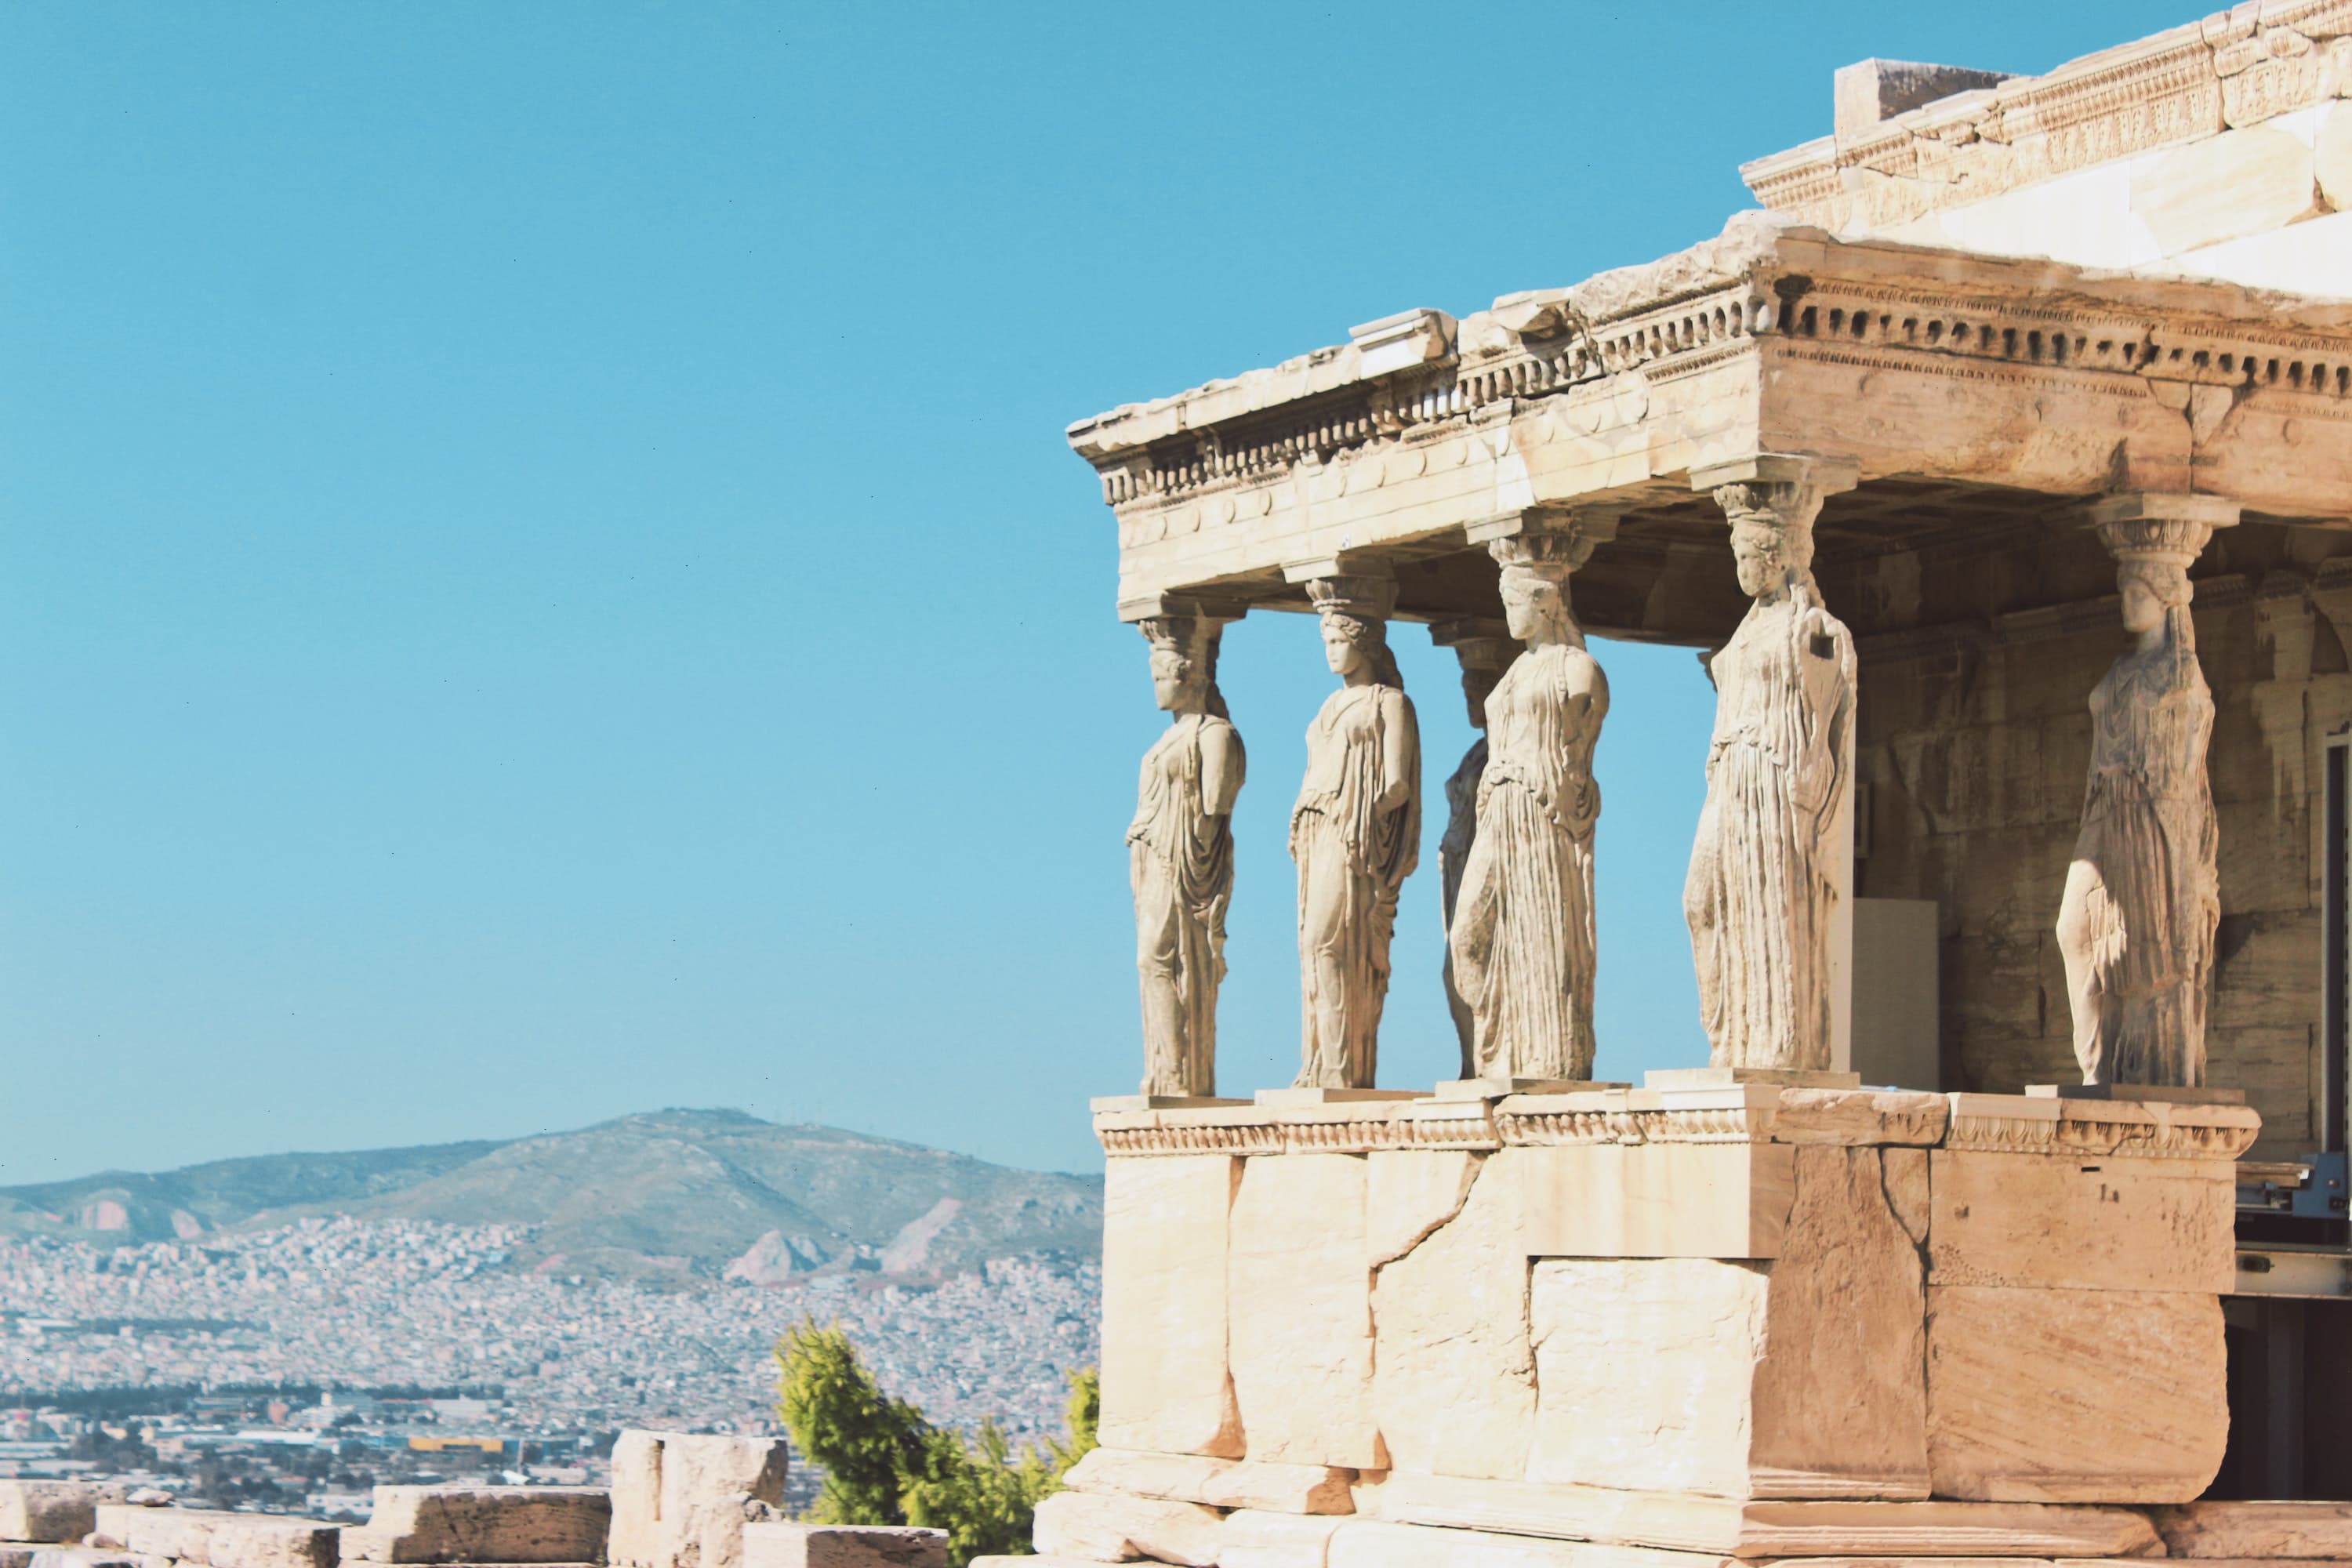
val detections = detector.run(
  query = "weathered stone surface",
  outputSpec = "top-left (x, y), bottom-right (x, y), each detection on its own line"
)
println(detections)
top-left (2132, 126), bottom-right (2319, 256)
top-left (1926, 1151), bottom-right (2235, 1294)
top-left (1060, 1449), bottom-right (1351, 1515)
top-left (1327, 1521), bottom-right (1596, 1568)
top-left (740, 1522), bottom-right (945, 1568)
top-left (1029, 1490), bottom-right (1223, 1567)
top-left (1769, 1091), bottom-right (1948, 1146)
top-left (1925, 1285), bottom-right (2227, 1501)
top-left (343, 1487), bottom-right (610, 1563)
top-left (608, 1432), bottom-right (789, 1568)
top-left (1228, 1153), bottom-right (1381, 1469)
top-left (1216, 1512), bottom-right (1345, 1568)
top-left (1528, 1146), bottom-right (1925, 1500)
top-left (1515, 1140), bottom-right (1795, 1260)
top-left (2317, 103), bottom-right (2352, 213)
top-left (1370, 1473), bottom-right (2161, 1556)
top-left (1370, 1151), bottom-right (1534, 1481)
top-left (1530, 1257), bottom-right (1768, 1497)
top-left (1750, 1146), bottom-right (1929, 1499)
top-left (1363, 1149), bottom-right (1476, 1266)
top-left (2151, 1501), bottom-right (2352, 1558)
top-left (0, 1490), bottom-right (123, 1548)
top-left (1099, 1155), bottom-right (1243, 1458)
top-left (90, 1508), bottom-right (337, 1568)
top-left (27, 1552), bottom-right (147, 1568)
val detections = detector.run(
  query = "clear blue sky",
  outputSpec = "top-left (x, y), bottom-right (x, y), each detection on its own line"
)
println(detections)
top-left (0, 2), bottom-right (2183, 1184)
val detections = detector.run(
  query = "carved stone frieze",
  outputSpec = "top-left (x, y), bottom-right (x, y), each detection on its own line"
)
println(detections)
top-left (1098, 1087), bottom-right (2258, 1160)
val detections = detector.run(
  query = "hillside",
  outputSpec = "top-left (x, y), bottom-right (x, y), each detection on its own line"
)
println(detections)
top-left (0, 1110), bottom-right (1102, 1282)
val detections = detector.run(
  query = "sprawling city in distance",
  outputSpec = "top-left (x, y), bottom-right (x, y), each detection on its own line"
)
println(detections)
top-left (0, 1113), bottom-right (1102, 1519)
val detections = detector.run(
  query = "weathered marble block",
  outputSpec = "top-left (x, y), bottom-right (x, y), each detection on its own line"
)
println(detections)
top-left (1098, 1154), bottom-right (1244, 1458)
top-left (343, 1486), bottom-right (610, 1563)
top-left (90, 1508), bottom-right (338, 1568)
top-left (1228, 1152), bottom-right (1383, 1469)
top-left (608, 1432), bottom-right (788, 1568)
top-left (0, 1487), bottom-right (123, 1548)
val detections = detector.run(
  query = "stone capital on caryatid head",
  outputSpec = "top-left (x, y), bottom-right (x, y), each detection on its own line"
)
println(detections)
top-left (1691, 455), bottom-right (1859, 599)
top-left (2084, 492), bottom-right (2241, 579)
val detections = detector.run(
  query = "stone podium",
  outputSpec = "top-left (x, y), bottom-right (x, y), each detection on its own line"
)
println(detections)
top-left (1021, 1083), bottom-right (2263, 1568)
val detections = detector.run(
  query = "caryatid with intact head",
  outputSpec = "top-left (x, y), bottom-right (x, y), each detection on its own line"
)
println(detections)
top-left (1433, 621), bottom-right (1519, 1078)
top-left (1292, 575), bottom-right (1420, 1089)
top-left (2055, 499), bottom-right (2231, 1087)
top-left (1448, 521), bottom-right (1612, 1082)
top-left (1127, 613), bottom-right (1245, 1098)
top-left (1684, 471), bottom-right (1857, 1071)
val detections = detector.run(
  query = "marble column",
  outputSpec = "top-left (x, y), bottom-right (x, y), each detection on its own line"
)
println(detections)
top-left (1127, 602), bottom-right (1246, 1098)
top-left (1684, 456), bottom-right (1859, 1073)
top-left (1430, 617), bottom-right (1519, 1079)
top-left (2056, 493), bottom-right (2238, 1087)
top-left (1285, 566), bottom-right (1419, 1090)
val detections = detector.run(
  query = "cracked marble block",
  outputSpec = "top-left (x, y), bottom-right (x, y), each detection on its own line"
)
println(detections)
top-left (1527, 1144), bottom-right (1930, 1500)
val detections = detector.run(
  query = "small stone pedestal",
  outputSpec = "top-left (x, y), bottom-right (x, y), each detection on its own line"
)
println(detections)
top-left (1058, 1084), bottom-right (2271, 1568)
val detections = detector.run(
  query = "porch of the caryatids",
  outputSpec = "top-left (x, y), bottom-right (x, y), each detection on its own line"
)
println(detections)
top-left (1126, 601), bottom-right (1246, 1099)
top-left (1683, 456), bottom-right (1860, 1074)
top-left (1287, 564), bottom-right (1420, 1091)
top-left (1448, 508), bottom-right (1617, 1085)
top-left (1429, 616), bottom-right (1519, 1080)
top-left (2056, 493), bottom-right (2238, 1089)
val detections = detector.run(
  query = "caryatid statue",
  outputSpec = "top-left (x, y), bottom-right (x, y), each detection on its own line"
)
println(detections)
top-left (1432, 619), bottom-right (1520, 1079)
top-left (1685, 462), bottom-right (1857, 1071)
top-left (1291, 574), bottom-right (1421, 1089)
top-left (2055, 495), bottom-right (2235, 1087)
top-left (1127, 612), bottom-right (1245, 1098)
top-left (1450, 518), bottom-right (1613, 1082)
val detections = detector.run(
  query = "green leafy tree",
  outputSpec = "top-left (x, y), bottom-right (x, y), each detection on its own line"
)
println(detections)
top-left (774, 1320), bottom-right (1099, 1565)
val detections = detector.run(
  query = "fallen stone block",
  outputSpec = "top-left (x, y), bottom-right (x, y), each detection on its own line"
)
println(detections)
top-left (2153, 1501), bottom-right (2352, 1558)
top-left (608, 1432), bottom-right (789, 1568)
top-left (0, 1488), bottom-right (126, 1547)
top-left (343, 1487), bottom-right (610, 1564)
top-left (27, 1552), bottom-right (158, 1568)
top-left (1060, 1449), bottom-right (1352, 1515)
top-left (93, 1506), bottom-right (338, 1568)
top-left (1029, 1490), bottom-right (1222, 1567)
top-left (740, 1522), bottom-right (944, 1568)
top-left (0, 1546), bottom-right (34, 1568)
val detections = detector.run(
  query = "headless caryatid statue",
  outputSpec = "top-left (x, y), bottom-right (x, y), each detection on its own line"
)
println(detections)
top-left (1450, 528), bottom-right (1611, 1081)
top-left (1127, 615), bottom-right (1245, 1098)
top-left (2055, 507), bottom-right (2227, 1087)
top-left (1433, 623), bottom-right (1519, 1079)
top-left (1685, 478), bottom-right (1856, 1071)
top-left (1292, 576), bottom-right (1420, 1089)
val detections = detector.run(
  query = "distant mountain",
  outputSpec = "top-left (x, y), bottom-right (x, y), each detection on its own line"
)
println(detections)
top-left (0, 1110), bottom-right (1102, 1283)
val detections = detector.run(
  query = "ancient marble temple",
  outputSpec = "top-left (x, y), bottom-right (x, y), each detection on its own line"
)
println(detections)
top-left (1007, 12), bottom-right (2352, 1568)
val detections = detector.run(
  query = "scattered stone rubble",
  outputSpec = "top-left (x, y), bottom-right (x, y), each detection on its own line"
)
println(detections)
top-left (0, 1438), bottom-right (938, 1568)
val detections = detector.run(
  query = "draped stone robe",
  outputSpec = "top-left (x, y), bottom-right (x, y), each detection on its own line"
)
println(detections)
top-left (1450, 643), bottom-right (1608, 1080)
top-left (1439, 735), bottom-right (1487, 1079)
top-left (1684, 583), bottom-right (1856, 1070)
top-left (1128, 712), bottom-right (1242, 1096)
top-left (2063, 607), bottom-right (2220, 1086)
top-left (1292, 684), bottom-right (1420, 1087)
